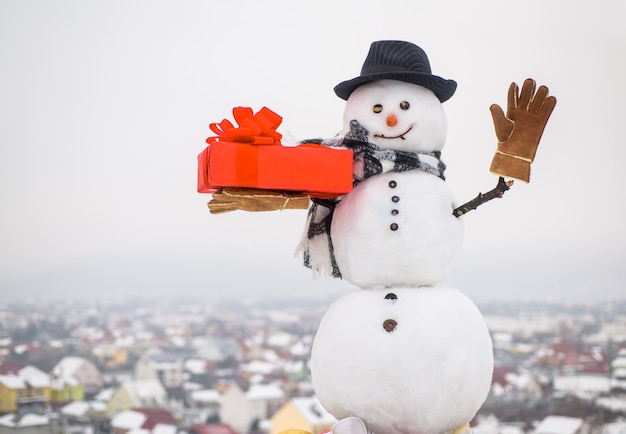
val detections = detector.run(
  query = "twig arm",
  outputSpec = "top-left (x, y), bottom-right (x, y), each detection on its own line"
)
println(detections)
top-left (453, 177), bottom-right (514, 217)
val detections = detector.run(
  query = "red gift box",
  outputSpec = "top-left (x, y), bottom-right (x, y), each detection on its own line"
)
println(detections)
top-left (197, 107), bottom-right (353, 198)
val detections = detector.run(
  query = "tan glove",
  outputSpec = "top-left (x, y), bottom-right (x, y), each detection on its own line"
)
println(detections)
top-left (489, 78), bottom-right (557, 182)
top-left (207, 187), bottom-right (310, 214)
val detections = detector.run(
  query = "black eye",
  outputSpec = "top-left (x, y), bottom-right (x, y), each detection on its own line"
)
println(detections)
top-left (373, 104), bottom-right (383, 113)
top-left (400, 101), bottom-right (410, 110)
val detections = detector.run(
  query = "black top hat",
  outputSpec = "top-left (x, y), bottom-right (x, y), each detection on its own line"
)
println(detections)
top-left (334, 40), bottom-right (457, 102)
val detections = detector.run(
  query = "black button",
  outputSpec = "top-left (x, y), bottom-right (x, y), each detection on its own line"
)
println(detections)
top-left (391, 196), bottom-right (400, 203)
top-left (391, 209), bottom-right (399, 216)
top-left (390, 223), bottom-right (399, 231)
top-left (389, 180), bottom-right (397, 188)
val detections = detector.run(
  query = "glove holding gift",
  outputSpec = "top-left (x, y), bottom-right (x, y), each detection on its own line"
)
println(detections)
top-left (207, 187), bottom-right (310, 214)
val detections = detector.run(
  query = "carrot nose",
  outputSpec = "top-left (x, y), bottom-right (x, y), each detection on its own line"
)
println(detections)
top-left (386, 114), bottom-right (397, 127)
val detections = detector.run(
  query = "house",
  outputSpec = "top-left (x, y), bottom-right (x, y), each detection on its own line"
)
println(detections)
top-left (0, 375), bottom-right (26, 413)
top-left (60, 400), bottom-right (109, 434)
top-left (49, 374), bottom-right (84, 404)
top-left (51, 356), bottom-right (103, 396)
top-left (135, 350), bottom-right (184, 390)
top-left (270, 396), bottom-right (335, 434)
top-left (533, 416), bottom-right (587, 434)
top-left (219, 384), bottom-right (250, 434)
top-left (186, 389), bottom-right (221, 424)
top-left (111, 409), bottom-right (147, 434)
top-left (505, 369), bottom-right (544, 400)
top-left (93, 343), bottom-right (129, 370)
top-left (246, 383), bottom-right (285, 421)
top-left (537, 340), bottom-right (608, 375)
top-left (184, 359), bottom-right (216, 387)
top-left (0, 373), bottom-right (49, 415)
top-left (106, 379), bottom-right (168, 416)
top-left (17, 366), bottom-right (51, 414)
top-left (17, 366), bottom-right (50, 395)
top-left (219, 383), bottom-right (286, 434)
top-left (191, 337), bottom-right (243, 364)
top-left (189, 389), bottom-right (221, 409)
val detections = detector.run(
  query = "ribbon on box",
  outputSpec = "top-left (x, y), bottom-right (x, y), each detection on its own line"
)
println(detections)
top-left (204, 106), bottom-right (284, 191)
top-left (206, 106), bottom-right (283, 145)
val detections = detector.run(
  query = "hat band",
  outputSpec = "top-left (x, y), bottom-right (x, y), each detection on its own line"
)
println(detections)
top-left (361, 64), bottom-right (429, 76)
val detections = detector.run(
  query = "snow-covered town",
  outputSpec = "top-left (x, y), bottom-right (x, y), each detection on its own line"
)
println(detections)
top-left (1, 297), bottom-right (626, 434)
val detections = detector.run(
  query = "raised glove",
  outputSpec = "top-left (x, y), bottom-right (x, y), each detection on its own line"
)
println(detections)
top-left (207, 187), bottom-right (310, 214)
top-left (489, 78), bottom-right (556, 182)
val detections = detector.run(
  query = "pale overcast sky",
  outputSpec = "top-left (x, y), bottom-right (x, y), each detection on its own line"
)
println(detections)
top-left (1, 0), bottom-right (625, 303)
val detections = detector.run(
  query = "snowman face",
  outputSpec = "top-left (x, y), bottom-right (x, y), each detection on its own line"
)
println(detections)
top-left (342, 79), bottom-right (448, 153)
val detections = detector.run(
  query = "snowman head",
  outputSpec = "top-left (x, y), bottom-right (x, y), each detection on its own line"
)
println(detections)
top-left (342, 79), bottom-right (448, 153)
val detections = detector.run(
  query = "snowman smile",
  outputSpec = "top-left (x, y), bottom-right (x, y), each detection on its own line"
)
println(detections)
top-left (374, 126), bottom-right (413, 140)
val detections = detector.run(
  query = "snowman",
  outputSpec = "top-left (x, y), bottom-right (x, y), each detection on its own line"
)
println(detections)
top-left (201, 39), bottom-right (555, 434)
top-left (291, 40), bottom-right (555, 434)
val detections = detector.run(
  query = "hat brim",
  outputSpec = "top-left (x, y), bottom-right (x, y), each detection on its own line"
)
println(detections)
top-left (334, 72), bottom-right (457, 103)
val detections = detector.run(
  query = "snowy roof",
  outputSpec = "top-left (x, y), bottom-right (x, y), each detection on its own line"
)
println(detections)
top-left (553, 375), bottom-right (611, 396)
top-left (94, 387), bottom-right (116, 402)
top-left (19, 365), bottom-right (50, 387)
top-left (597, 395), bottom-right (626, 412)
top-left (53, 356), bottom-right (86, 377)
top-left (290, 340), bottom-right (309, 357)
top-left (61, 401), bottom-right (91, 417)
top-left (61, 400), bottom-right (107, 417)
top-left (111, 409), bottom-right (147, 430)
top-left (262, 349), bottom-right (279, 363)
top-left (246, 383), bottom-right (284, 401)
top-left (127, 428), bottom-right (150, 434)
top-left (266, 331), bottom-right (294, 348)
top-left (291, 396), bottom-right (336, 426)
top-left (152, 423), bottom-right (177, 434)
top-left (603, 421), bottom-right (626, 434)
top-left (0, 374), bottom-right (25, 389)
top-left (242, 360), bottom-right (276, 375)
top-left (185, 358), bottom-right (209, 375)
top-left (50, 374), bottom-right (80, 390)
top-left (534, 416), bottom-right (583, 434)
top-left (283, 360), bottom-right (305, 374)
top-left (0, 413), bottom-right (49, 427)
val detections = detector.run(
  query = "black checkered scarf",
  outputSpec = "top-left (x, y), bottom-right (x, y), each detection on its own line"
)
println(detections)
top-left (296, 120), bottom-right (446, 279)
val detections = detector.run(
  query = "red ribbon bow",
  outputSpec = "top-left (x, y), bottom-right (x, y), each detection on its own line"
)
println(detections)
top-left (207, 106), bottom-right (283, 145)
